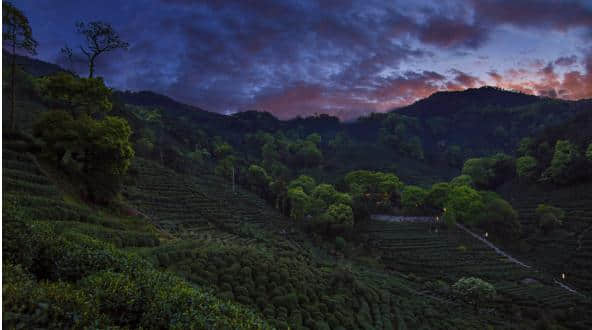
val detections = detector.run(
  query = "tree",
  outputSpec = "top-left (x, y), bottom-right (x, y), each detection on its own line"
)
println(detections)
top-left (3, 1), bottom-right (38, 131)
top-left (37, 72), bottom-right (113, 117)
top-left (478, 198), bottom-right (520, 238)
top-left (462, 154), bottom-right (514, 189)
top-left (462, 157), bottom-right (493, 189)
top-left (516, 156), bottom-right (538, 182)
top-left (452, 277), bottom-right (496, 313)
top-left (425, 182), bottom-right (451, 211)
top-left (74, 21), bottom-right (129, 78)
top-left (536, 204), bottom-right (565, 234)
top-left (444, 185), bottom-right (484, 225)
top-left (542, 140), bottom-right (580, 184)
top-left (401, 186), bottom-right (427, 214)
top-left (287, 175), bottom-right (316, 195)
top-left (586, 143), bottom-right (592, 162)
top-left (516, 137), bottom-right (534, 157)
top-left (323, 203), bottom-right (354, 233)
top-left (33, 110), bottom-right (78, 163)
top-left (247, 165), bottom-right (270, 194)
top-left (34, 113), bottom-right (134, 202)
top-left (287, 186), bottom-right (309, 220)
top-left (345, 170), bottom-right (404, 215)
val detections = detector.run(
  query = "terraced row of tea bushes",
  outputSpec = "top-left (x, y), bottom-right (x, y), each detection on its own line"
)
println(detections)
top-left (498, 181), bottom-right (592, 293)
top-left (125, 158), bottom-right (310, 254)
top-left (358, 220), bottom-right (592, 327)
top-left (144, 240), bottom-right (395, 329)
top-left (2, 147), bottom-right (268, 329)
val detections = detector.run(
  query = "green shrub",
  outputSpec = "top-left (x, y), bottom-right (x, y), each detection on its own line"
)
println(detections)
top-left (536, 204), bottom-right (565, 233)
top-left (3, 263), bottom-right (105, 329)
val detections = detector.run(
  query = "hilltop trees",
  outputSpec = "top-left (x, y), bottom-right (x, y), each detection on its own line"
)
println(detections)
top-left (461, 154), bottom-right (515, 189)
top-left (401, 186), bottom-right (427, 214)
top-left (542, 140), bottom-right (580, 184)
top-left (3, 1), bottom-right (38, 131)
top-left (37, 72), bottom-right (112, 117)
top-left (345, 170), bottom-right (403, 217)
top-left (516, 156), bottom-right (538, 182)
top-left (443, 185), bottom-right (484, 225)
top-left (72, 21), bottom-right (129, 78)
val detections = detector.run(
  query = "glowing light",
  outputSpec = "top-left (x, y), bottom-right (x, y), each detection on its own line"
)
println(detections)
top-left (485, 232), bottom-right (488, 238)
top-left (562, 273), bottom-right (566, 280)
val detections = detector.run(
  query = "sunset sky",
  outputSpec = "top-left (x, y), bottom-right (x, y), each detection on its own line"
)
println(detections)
top-left (18, 0), bottom-right (592, 120)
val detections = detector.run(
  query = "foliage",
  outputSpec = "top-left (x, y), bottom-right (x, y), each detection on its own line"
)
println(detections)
top-left (444, 185), bottom-right (484, 225)
top-left (535, 204), bottom-right (565, 233)
top-left (401, 185), bottom-right (427, 214)
top-left (477, 197), bottom-right (520, 238)
top-left (461, 153), bottom-right (514, 189)
top-left (452, 277), bottom-right (496, 312)
top-left (3, 0), bottom-right (38, 131)
top-left (2, 195), bottom-right (267, 329)
top-left (37, 72), bottom-right (113, 117)
top-left (541, 140), bottom-right (580, 184)
top-left (450, 174), bottom-right (473, 187)
top-left (34, 112), bottom-right (134, 202)
top-left (345, 170), bottom-right (404, 215)
top-left (73, 21), bottom-right (129, 78)
top-left (288, 175), bottom-right (316, 194)
top-left (3, 2), bottom-right (37, 54)
top-left (323, 203), bottom-right (354, 232)
top-left (587, 143), bottom-right (592, 162)
top-left (516, 156), bottom-right (538, 182)
top-left (424, 182), bottom-right (451, 211)
top-left (247, 164), bottom-right (270, 193)
top-left (287, 186), bottom-right (310, 220)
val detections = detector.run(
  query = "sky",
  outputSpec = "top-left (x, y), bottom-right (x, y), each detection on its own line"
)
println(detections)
top-left (15, 0), bottom-right (592, 120)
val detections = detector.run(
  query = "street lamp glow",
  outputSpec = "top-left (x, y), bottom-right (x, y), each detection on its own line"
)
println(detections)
top-left (562, 273), bottom-right (566, 280)
top-left (485, 232), bottom-right (488, 238)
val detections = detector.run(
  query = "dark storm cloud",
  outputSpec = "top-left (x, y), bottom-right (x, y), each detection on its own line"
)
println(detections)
top-left (470, 0), bottom-right (592, 32)
top-left (15, 0), bottom-right (592, 120)
top-left (555, 55), bottom-right (578, 67)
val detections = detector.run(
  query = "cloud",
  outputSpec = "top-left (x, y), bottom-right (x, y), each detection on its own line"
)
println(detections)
top-left (18, 0), bottom-right (592, 120)
top-left (418, 17), bottom-right (489, 49)
top-left (470, 0), bottom-right (592, 32)
top-left (487, 52), bottom-right (592, 100)
top-left (554, 55), bottom-right (578, 67)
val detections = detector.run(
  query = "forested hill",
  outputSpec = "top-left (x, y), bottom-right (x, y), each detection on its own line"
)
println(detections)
top-left (11, 54), bottom-right (592, 185)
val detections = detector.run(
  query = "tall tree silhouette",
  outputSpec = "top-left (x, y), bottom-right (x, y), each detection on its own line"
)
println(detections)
top-left (3, 1), bottom-right (37, 131)
top-left (75, 21), bottom-right (129, 78)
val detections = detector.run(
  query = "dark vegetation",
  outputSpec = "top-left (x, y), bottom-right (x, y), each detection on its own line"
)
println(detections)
top-left (3, 2), bottom-right (592, 328)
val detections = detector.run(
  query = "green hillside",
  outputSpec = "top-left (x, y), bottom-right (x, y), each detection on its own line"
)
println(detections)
top-left (3, 50), bottom-right (592, 329)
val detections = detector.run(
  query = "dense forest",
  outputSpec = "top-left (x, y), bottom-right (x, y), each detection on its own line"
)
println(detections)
top-left (3, 2), bottom-right (592, 329)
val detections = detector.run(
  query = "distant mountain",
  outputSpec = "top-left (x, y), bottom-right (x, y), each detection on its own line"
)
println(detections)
top-left (3, 52), bottom-right (67, 77)
top-left (9, 54), bottom-right (592, 185)
top-left (395, 86), bottom-right (542, 117)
